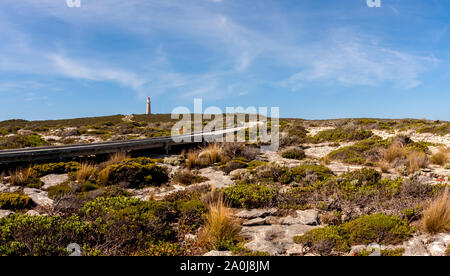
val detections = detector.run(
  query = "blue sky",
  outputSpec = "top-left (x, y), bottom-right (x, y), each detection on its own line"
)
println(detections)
top-left (0, 0), bottom-right (449, 121)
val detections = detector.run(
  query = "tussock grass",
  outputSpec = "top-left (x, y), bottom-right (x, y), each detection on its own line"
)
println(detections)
top-left (407, 151), bottom-right (429, 173)
top-left (199, 192), bottom-right (241, 250)
top-left (378, 161), bottom-right (390, 173)
top-left (9, 167), bottom-right (33, 186)
top-left (76, 163), bottom-right (97, 183)
top-left (383, 143), bottom-right (406, 163)
top-left (431, 146), bottom-right (449, 166)
top-left (422, 187), bottom-right (450, 234)
top-left (186, 150), bottom-right (201, 170)
top-left (198, 143), bottom-right (223, 164)
top-left (99, 152), bottom-right (130, 170)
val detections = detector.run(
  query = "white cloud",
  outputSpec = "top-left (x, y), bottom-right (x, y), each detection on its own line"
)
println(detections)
top-left (50, 55), bottom-right (147, 91)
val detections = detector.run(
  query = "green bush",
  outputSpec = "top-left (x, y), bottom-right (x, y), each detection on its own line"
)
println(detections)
top-left (281, 148), bottom-right (306, 160)
top-left (340, 214), bottom-right (412, 246)
top-left (311, 128), bottom-right (373, 143)
top-left (294, 226), bottom-right (349, 256)
top-left (223, 184), bottom-right (278, 209)
top-left (136, 241), bottom-right (182, 256)
top-left (32, 162), bottom-right (81, 178)
top-left (290, 164), bottom-right (334, 182)
top-left (0, 193), bottom-right (34, 210)
top-left (294, 214), bottom-right (412, 255)
top-left (327, 136), bottom-right (389, 165)
top-left (0, 214), bottom-right (95, 256)
top-left (103, 157), bottom-right (169, 188)
top-left (47, 183), bottom-right (73, 199)
top-left (0, 135), bottom-right (48, 150)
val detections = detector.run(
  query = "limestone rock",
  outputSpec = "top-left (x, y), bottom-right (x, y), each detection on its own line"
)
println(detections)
top-left (40, 174), bottom-right (68, 190)
top-left (17, 129), bottom-right (34, 136)
top-left (23, 188), bottom-right (54, 208)
top-left (402, 237), bottom-right (429, 256)
top-left (0, 210), bottom-right (14, 219)
top-left (203, 251), bottom-right (233, 256)
top-left (280, 209), bottom-right (318, 226)
top-left (241, 224), bottom-right (318, 256)
top-left (235, 208), bottom-right (277, 219)
top-left (427, 241), bottom-right (447, 256)
top-left (25, 210), bottom-right (41, 216)
top-left (243, 217), bottom-right (266, 226)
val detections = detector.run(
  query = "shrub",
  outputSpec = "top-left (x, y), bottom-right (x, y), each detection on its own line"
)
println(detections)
top-left (311, 128), bottom-right (373, 143)
top-left (0, 214), bottom-right (95, 256)
top-left (422, 188), bottom-right (450, 234)
top-left (223, 183), bottom-right (278, 209)
top-left (340, 214), bottom-right (412, 245)
top-left (136, 241), bottom-right (182, 256)
top-left (172, 170), bottom-right (208, 185)
top-left (295, 214), bottom-right (412, 255)
top-left (32, 162), bottom-right (81, 177)
top-left (103, 157), bottom-right (169, 188)
top-left (220, 159), bottom-right (248, 174)
top-left (0, 193), bottom-right (34, 210)
top-left (431, 147), bottom-right (448, 166)
top-left (0, 134), bottom-right (48, 150)
top-left (199, 194), bottom-right (241, 250)
top-left (290, 164), bottom-right (334, 183)
top-left (47, 183), bottom-right (73, 199)
top-left (294, 226), bottom-right (349, 256)
top-left (327, 137), bottom-right (388, 165)
top-left (281, 147), bottom-right (306, 160)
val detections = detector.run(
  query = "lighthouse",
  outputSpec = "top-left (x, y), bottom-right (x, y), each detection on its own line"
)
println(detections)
top-left (146, 97), bottom-right (151, 115)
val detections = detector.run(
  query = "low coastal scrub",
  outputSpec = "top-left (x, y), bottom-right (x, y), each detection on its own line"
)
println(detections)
top-left (0, 195), bottom-right (207, 256)
top-left (310, 128), bottom-right (373, 143)
top-left (294, 214), bottom-right (412, 256)
top-left (223, 183), bottom-right (278, 209)
top-left (0, 193), bottom-right (34, 210)
top-left (0, 134), bottom-right (48, 150)
top-left (281, 147), bottom-right (306, 160)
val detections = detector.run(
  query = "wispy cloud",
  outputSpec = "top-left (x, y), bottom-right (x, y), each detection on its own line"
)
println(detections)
top-left (50, 54), bottom-right (147, 91)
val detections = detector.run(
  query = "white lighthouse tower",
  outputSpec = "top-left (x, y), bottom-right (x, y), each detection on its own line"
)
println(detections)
top-left (146, 97), bottom-right (151, 115)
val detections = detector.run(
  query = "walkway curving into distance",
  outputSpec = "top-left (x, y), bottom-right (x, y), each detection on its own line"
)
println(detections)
top-left (0, 122), bottom-right (259, 165)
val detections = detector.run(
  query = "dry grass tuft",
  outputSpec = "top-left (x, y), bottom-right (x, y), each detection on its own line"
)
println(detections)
top-left (321, 155), bottom-right (331, 166)
top-left (76, 163), bottom-right (97, 183)
top-left (406, 151), bottom-right (429, 173)
top-left (199, 192), bottom-right (241, 250)
top-left (383, 143), bottom-right (406, 163)
top-left (186, 150), bottom-right (201, 170)
top-left (431, 146), bottom-right (449, 166)
top-left (422, 187), bottom-right (450, 234)
top-left (99, 152), bottom-right (130, 170)
top-left (198, 143), bottom-right (223, 164)
top-left (9, 167), bottom-right (33, 186)
top-left (377, 161), bottom-right (390, 173)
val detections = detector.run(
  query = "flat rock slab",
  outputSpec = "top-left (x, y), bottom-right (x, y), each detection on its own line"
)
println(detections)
top-left (199, 167), bottom-right (234, 189)
top-left (235, 208), bottom-right (277, 219)
top-left (241, 224), bottom-right (319, 256)
top-left (23, 188), bottom-right (54, 208)
top-left (40, 174), bottom-right (69, 190)
top-left (0, 210), bottom-right (14, 219)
